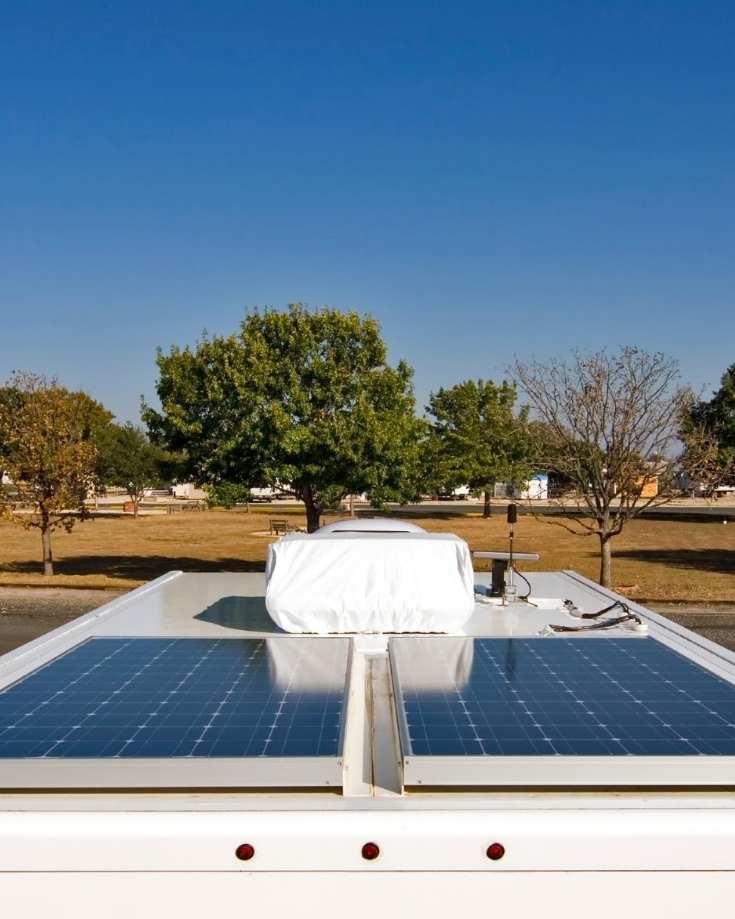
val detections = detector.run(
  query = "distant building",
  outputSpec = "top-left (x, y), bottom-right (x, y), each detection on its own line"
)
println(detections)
top-left (172, 482), bottom-right (207, 500)
top-left (433, 485), bottom-right (472, 501)
top-left (637, 476), bottom-right (659, 499)
top-left (494, 474), bottom-right (549, 500)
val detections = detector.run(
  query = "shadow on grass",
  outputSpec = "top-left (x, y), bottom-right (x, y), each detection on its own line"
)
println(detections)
top-left (0, 555), bottom-right (265, 581)
top-left (614, 548), bottom-right (735, 574)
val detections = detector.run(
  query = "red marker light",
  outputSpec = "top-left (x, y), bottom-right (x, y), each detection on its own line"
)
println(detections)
top-left (361, 842), bottom-right (380, 861)
top-left (486, 842), bottom-right (505, 861)
top-left (235, 843), bottom-right (255, 861)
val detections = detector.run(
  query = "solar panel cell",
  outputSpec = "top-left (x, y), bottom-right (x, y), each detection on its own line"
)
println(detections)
top-left (0, 637), bottom-right (349, 760)
top-left (391, 637), bottom-right (735, 759)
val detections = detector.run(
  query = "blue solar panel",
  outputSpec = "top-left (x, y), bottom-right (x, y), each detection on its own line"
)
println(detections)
top-left (0, 638), bottom-right (348, 759)
top-left (392, 637), bottom-right (735, 757)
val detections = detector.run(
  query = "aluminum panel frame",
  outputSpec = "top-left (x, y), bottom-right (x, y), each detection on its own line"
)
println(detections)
top-left (389, 636), bottom-right (735, 788)
top-left (0, 635), bottom-right (354, 791)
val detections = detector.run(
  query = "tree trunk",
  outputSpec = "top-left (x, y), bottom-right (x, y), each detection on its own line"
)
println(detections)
top-left (598, 534), bottom-right (613, 587)
top-left (483, 489), bottom-right (492, 518)
top-left (41, 523), bottom-right (54, 576)
top-left (133, 496), bottom-right (139, 518)
top-left (349, 494), bottom-right (355, 518)
top-left (302, 487), bottom-right (322, 533)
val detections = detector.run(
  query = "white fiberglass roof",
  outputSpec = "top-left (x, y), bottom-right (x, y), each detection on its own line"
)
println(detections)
top-left (1, 569), bottom-right (735, 796)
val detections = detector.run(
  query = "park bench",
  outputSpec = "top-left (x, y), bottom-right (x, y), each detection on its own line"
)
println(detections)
top-left (270, 519), bottom-right (291, 536)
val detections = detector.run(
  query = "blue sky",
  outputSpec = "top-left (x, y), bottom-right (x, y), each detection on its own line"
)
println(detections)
top-left (2, 1), bottom-right (733, 422)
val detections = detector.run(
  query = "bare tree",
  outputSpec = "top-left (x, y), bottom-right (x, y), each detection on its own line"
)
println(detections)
top-left (512, 347), bottom-right (692, 588)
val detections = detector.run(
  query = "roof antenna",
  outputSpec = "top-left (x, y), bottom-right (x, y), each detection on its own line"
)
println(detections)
top-left (503, 503), bottom-right (518, 606)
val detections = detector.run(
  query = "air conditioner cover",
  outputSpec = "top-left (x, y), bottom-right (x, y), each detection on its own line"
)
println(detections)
top-left (265, 531), bottom-right (476, 633)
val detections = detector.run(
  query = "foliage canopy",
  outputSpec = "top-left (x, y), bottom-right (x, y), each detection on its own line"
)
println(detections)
top-left (96, 423), bottom-right (172, 516)
top-left (144, 305), bottom-right (426, 530)
top-left (683, 363), bottom-right (735, 488)
top-left (0, 372), bottom-right (109, 574)
top-left (426, 379), bottom-right (530, 514)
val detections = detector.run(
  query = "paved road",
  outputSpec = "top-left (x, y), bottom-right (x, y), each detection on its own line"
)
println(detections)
top-left (384, 502), bottom-right (735, 521)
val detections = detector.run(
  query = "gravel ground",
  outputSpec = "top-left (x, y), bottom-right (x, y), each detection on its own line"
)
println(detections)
top-left (0, 588), bottom-right (124, 655)
top-left (1, 588), bottom-right (735, 656)
top-left (649, 603), bottom-right (735, 652)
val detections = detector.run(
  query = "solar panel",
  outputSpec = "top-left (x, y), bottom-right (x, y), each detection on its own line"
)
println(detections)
top-left (390, 637), bottom-right (735, 787)
top-left (0, 637), bottom-right (350, 789)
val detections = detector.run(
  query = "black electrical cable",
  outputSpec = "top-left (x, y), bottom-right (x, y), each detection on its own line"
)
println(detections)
top-left (512, 567), bottom-right (532, 600)
top-left (580, 600), bottom-right (629, 620)
top-left (548, 612), bottom-right (642, 633)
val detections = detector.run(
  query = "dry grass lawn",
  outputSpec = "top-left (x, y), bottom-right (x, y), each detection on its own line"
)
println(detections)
top-left (0, 508), bottom-right (733, 601)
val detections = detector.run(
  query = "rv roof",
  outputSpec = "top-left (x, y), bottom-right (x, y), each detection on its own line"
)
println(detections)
top-left (1, 569), bottom-right (734, 795)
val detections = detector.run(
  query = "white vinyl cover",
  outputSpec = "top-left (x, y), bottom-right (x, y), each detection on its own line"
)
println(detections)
top-left (265, 531), bottom-right (476, 633)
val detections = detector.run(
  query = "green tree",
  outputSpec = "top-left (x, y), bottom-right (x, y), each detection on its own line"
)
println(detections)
top-left (684, 364), bottom-right (735, 488)
top-left (144, 304), bottom-right (425, 531)
top-left (96, 423), bottom-right (169, 517)
top-left (0, 386), bottom-right (22, 486)
top-left (206, 482), bottom-right (252, 510)
top-left (427, 379), bottom-right (530, 517)
top-left (0, 373), bottom-right (109, 575)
